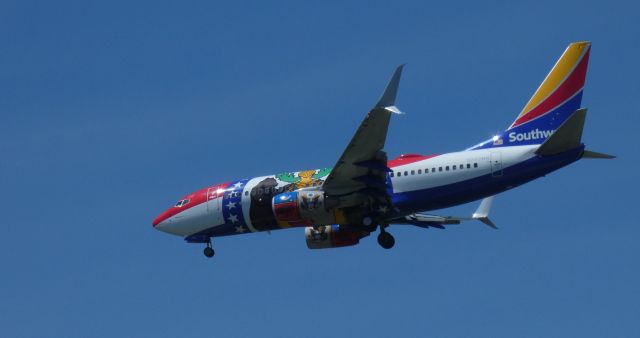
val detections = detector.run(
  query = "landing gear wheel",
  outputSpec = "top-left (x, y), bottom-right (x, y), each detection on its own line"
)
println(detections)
top-left (203, 246), bottom-right (215, 258)
top-left (377, 231), bottom-right (395, 249)
top-left (203, 240), bottom-right (215, 258)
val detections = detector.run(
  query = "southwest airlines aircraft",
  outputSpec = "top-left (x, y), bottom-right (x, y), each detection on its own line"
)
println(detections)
top-left (153, 42), bottom-right (613, 258)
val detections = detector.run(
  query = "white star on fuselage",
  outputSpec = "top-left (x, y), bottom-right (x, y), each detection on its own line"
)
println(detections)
top-left (226, 201), bottom-right (237, 209)
top-left (230, 182), bottom-right (243, 190)
top-left (228, 214), bottom-right (239, 223)
top-left (235, 226), bottom-right (246, 233)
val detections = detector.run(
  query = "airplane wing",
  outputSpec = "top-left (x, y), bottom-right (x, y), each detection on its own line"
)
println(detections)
top-left (322, 65), bottom-right (404, 201)
top-left (394, 196), bottom-right (498, 229)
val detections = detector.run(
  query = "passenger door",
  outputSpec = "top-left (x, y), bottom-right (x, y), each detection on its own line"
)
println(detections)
top-left (206, 186), bottom-right (225, 225)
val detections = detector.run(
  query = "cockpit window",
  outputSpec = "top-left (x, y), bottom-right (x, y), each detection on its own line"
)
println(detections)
top-left (174, 199), bottom-right (190, 207)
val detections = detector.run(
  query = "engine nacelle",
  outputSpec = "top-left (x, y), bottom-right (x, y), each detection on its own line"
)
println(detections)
top-left (272, 190), bottom-right (345, 227)
top-left (304, 225), bottom-right (370, 249)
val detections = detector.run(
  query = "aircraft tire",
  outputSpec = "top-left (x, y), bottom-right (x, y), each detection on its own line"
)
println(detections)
top-left (377, 231), bottom-right (395, 249)
top-left (203, 247), bottom-right (215, 258)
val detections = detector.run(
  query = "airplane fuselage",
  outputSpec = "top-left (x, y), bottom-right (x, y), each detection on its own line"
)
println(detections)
top-left (152, 144), bottom-right (583, 240)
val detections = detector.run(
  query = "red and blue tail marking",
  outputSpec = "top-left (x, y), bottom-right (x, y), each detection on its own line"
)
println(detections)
top-left (470, 42), bottom-right (591, 150)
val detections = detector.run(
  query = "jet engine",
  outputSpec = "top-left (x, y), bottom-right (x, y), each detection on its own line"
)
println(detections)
top-left (305, 225), bottom-right (370, 249)
top-left (272, 190), bottom-right (345, 227)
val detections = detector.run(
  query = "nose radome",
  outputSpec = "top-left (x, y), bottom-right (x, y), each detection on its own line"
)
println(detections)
top-left (152, 209), bottom-right (172, 228)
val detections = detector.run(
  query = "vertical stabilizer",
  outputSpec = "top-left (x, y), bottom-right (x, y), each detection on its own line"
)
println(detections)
top-left (469, 42), bottom-right (591, 150)
top-left (509, 41), bottom-right (591, 131)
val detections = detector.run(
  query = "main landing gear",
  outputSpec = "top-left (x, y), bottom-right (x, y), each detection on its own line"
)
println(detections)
top-left (362, 216), bottom-right (395, 249)
top-left (203, 240), bottom-right (215, 258)
top-left (377, 225), bottom-right (395, 249)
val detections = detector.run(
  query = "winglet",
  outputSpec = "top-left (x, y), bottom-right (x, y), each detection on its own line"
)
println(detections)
top-left (472, 196), bottom-right (498, 229)
top-left (376, 64), bottom-right (405, 109)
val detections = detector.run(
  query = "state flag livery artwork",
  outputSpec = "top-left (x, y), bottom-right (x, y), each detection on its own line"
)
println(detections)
top-left (221, 179), bottom-right (250, 235)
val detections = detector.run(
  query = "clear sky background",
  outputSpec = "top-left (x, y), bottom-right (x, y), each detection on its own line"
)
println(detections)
top-left (1, 1), bottom-right (639, 337)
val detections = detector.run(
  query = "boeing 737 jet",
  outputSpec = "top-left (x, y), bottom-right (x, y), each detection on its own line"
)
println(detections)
top-left (153, 42), bottom-right (613, 258)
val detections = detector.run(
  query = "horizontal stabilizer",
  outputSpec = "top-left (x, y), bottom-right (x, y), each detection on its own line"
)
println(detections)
top-left (536, 108), bottom-right (587, 156)
top-left (582, 150), bottom-right (615, 159)
top-left (472, 196), bottom-right (497, 229)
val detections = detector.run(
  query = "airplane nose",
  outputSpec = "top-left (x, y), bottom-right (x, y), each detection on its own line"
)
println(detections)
top-left (152, 207), bottom-right (188, 236)
top-left (152, 209), bottom-right (172, 228)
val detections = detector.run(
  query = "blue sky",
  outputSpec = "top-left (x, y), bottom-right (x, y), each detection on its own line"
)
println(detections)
top-left (1, 1), bottom-right (639, 337)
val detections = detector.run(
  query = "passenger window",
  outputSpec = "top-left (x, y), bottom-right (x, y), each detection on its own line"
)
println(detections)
top-left (390, 172), bottom-right (395, 177)
top-left (467, 164), bottom-right (471, 169)
top-left (411, 170), bottom-right (415, 175)
top-left (453, 165), bottom-right (457, 170)
top-left (404, 171), bottom-right (408, 176)
top-left (397, 172), bottom-right (401, 177)
top-left (432, 168), bottom-right (436, 173)
top-left (425, 168), bottom-right (429, 173)
top-left (474, 163), bottom-right (478, 168)
top-left (439, 167), bottom-right (442, 172)
top-left (446, 166), bottom-right (450, 171)
top-left (418, 169), bottom-right (422, 174)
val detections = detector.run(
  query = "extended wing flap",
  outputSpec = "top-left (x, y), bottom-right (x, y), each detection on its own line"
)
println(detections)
top-left (396, 196), bottom-right (498, 229)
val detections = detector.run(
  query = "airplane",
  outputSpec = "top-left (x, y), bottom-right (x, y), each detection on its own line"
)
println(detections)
top-left (152, 41), bottom-right (613, 258)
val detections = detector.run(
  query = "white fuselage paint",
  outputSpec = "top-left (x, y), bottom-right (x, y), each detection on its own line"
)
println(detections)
top-left (390, 146), bottom-right (537, 193)
top-left (157, 200), bottom-right (213, 236)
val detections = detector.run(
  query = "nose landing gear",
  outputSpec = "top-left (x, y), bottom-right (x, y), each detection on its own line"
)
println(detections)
top-left (377, 225), bottom-right (395, 249)
top-left (203, 240), bottom-right (215, 258)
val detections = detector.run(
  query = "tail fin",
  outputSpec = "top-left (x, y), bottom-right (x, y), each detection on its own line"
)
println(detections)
top-left (469, 42), bottom-right (591, 150)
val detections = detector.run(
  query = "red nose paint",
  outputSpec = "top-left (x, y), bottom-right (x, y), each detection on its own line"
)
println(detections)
top-left (152, 182), bottom-right (231, 227)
